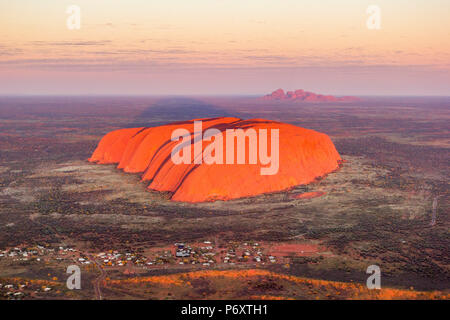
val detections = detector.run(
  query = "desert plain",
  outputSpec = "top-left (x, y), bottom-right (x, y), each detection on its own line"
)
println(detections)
top-left (0, 95), bottom-right (448, 300)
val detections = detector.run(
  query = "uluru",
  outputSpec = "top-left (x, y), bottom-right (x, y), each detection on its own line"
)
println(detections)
top-left (89, 117), bottom-right (341, 202)
top-left (263, 89), bottom-right (360, 102)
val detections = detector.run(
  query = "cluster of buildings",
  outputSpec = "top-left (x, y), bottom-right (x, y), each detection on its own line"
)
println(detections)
top-left (0, 282), bottom-right (53, 300)
top-left (95, 241), bottom-right (221, 268)
top-left (96, 251), bottom-right (148, 267)
top-left (145, 240), bottom-right (277, 267)
top-left (0, 245), bottom-right (77, 263)
top-left (0, 240), bottom-right (282, 299)
top-left (173, 241), bottom-right (217, 266)
top-left (0, 240), bottom-right (278, 274)
top-left (222, 242), bottom-right (276, 265)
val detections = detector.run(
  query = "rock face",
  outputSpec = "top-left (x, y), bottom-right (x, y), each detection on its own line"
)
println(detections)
top-left (263, 89), bottom-right (360, 102)
top-left (89, 117), bottom-right (341, 202)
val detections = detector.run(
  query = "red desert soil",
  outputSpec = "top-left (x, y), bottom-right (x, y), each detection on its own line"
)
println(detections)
top-left (104, 269), bottom-right (449, 300)
top-left (291, 191), bottom-right (326, 200)
top-left (263, 88), bottom-right (360, 102)
top-left (89, 117), bottom-right (341, 202)
top-left (268, 243), bottom-right (322, 257)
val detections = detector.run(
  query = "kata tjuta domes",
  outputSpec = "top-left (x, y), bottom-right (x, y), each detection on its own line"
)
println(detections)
top-left (89, 117), bottom-right (341, 202)
top-left (263, 89), bottom-right (360, 102)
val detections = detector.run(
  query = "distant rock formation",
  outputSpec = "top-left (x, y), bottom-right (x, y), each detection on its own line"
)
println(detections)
top-left (263, 89), bottom-right (360, 102)
top-left (89, 117), bottom-right (342, 203)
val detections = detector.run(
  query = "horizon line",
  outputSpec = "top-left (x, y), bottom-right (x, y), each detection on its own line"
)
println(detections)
top-left (1, 93), bottom-right (450, 98)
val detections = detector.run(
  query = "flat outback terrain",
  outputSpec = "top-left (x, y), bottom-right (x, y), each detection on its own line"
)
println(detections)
top-left (0, 96), bottom-right (448, 300)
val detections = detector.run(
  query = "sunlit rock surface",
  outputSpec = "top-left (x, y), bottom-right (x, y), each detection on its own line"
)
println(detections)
top-left (89, 117), bottom-right (341, 202)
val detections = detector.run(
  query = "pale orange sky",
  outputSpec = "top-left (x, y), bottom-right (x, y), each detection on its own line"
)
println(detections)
top-left (0, 0), bottom-right (449, 95)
